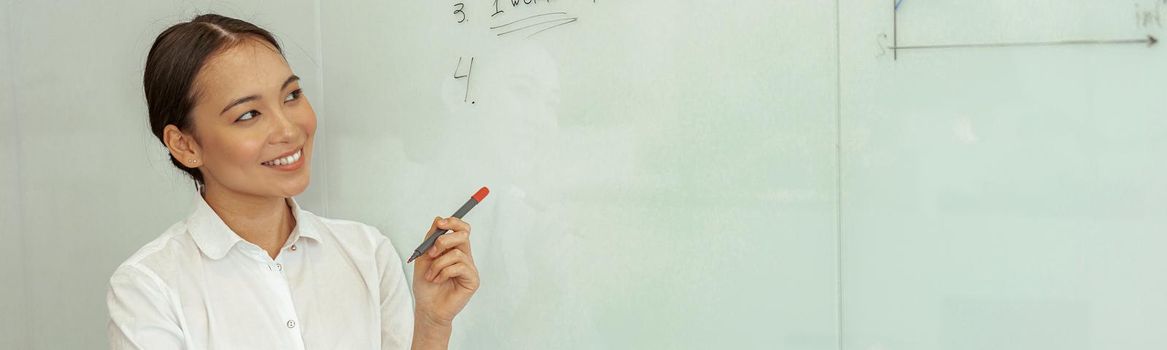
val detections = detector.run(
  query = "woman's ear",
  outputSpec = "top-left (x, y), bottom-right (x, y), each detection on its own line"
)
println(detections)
top-left (163, 124), bottom-right (202, 168)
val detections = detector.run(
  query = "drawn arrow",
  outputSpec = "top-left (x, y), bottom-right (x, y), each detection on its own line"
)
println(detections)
top-left (893, 35), bottom-right (1157, 51)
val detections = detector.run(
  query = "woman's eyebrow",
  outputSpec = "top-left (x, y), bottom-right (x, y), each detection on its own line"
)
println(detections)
top-left (220, 95), bottom-right (260, 115)
top-left (282, 75), bottom-right (300, 90)
top-left (219, 75), bottom-right (301, 115)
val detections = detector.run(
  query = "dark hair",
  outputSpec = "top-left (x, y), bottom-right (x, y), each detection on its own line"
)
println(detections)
top-left (143, 14), bottom-right (283, 192)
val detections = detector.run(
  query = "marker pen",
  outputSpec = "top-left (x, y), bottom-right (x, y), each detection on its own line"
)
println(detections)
top-left (407, 186), bottom-right (490, 263)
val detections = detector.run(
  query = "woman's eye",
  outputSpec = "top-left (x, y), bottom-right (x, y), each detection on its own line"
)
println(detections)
top-left (236, 110), bottom-right (259, 122)
top-left (284, 89), bottom-right (302, 103)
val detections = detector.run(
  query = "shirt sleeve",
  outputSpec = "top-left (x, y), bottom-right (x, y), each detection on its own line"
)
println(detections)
top-left (374, 230), bottom-right (415, 350)
top-left (107, 264), bottom-right (185, 350)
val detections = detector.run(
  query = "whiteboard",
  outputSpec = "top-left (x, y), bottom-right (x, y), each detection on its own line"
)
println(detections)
top-left (839, 0), bottom-right (1167, 349)
top-left (318, 1), bottom-right (838, 348)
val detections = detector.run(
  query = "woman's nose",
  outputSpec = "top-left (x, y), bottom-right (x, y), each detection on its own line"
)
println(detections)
top-left (268, 109), bottom-right (298, 144)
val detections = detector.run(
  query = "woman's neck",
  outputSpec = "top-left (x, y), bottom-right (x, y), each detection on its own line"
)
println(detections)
top-left (201, 184), bottom-right (295, 260)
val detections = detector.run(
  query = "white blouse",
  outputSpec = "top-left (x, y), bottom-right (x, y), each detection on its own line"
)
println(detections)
top-left (106, 195), bottom-right (414, 349)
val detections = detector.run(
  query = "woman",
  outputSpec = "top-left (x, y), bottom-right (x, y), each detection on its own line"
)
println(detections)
top-left (106, 14), bottom-right (479, 349)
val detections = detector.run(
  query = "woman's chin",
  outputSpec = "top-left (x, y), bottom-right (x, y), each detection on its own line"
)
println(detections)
top-left (273, 173), bottom-right (311, 198)
top-left (289, 178), bottom-right (311, 197)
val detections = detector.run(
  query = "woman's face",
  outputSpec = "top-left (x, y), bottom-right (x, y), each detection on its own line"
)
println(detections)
top-left (187, 39), bottom-right (315, 199)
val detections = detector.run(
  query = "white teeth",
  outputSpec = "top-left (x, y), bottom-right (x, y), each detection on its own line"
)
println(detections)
top-left (264, 149), bottom-right (301, 167)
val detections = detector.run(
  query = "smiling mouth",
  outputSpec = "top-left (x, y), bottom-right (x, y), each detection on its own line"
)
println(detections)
top-left (261, 148), bottom-right (303, 167)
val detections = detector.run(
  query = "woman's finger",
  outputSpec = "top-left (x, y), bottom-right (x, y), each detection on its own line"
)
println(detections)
top-left (425, 248), bottom-right (469, 281)
top-left (433, 262), bottom-right (479, 287)
top-left (429, 230), bottom-right (471, 258)
top-left (423, 216), bottom-right (442, 239)
top-left (434, 217), bottom-right (471, 236)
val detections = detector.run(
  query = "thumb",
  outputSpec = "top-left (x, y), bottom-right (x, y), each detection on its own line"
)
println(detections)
top-left (424, 216), bottom-right (442, 239)
top-left (411, 216), bottom-right (443, 269)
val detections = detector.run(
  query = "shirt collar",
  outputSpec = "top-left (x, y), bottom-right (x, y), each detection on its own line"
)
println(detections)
top-left (187, 195), bottom-right (321, 260)
top-left (286, 197), bottom-right (322, 243)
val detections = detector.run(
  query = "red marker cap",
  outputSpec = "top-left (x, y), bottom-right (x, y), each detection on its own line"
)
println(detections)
top-left (472, 186), bottom-right (490, 202)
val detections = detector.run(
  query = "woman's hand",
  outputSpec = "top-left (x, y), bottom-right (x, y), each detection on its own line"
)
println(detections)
top-left (412, 216), bottom-right (480, 330)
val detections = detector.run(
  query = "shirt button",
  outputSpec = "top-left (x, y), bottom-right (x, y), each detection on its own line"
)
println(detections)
top-left (287, 320), bottom-right (296, 328)
top-left (275, 263), bottom-right (283, 271)
top-left (289, 244), bottom-right (298, 251)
